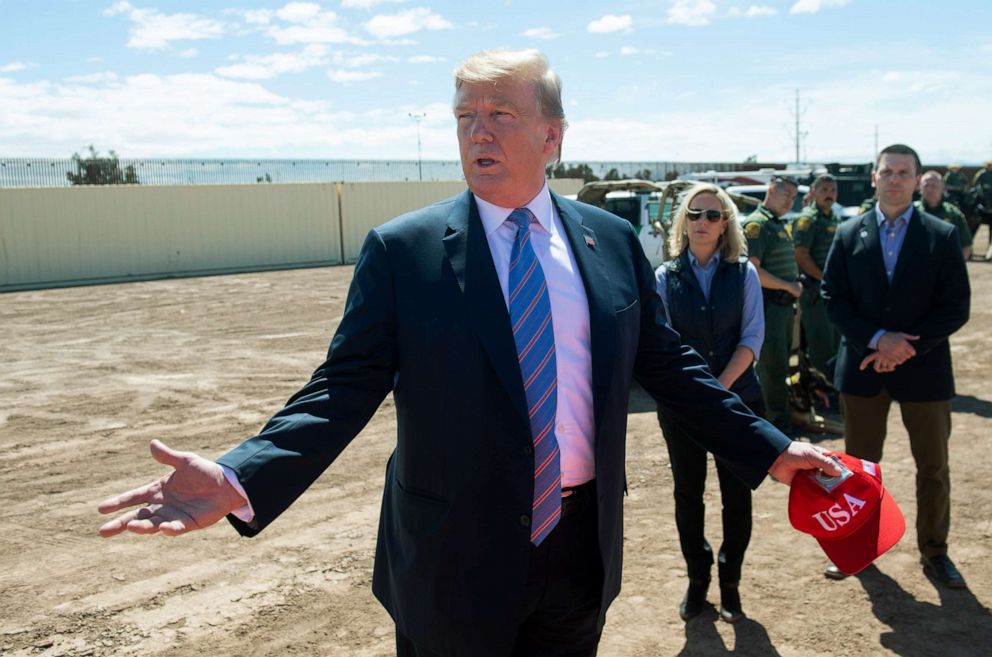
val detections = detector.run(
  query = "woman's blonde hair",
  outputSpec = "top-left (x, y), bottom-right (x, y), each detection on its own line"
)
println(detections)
top-left (667, 183), bottom-right (746, 262)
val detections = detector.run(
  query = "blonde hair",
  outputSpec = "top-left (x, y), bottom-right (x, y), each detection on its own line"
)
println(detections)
top-left (667, 183), bottom-right (746, 262)
top-left (453, 49), bottom-right (568, 164)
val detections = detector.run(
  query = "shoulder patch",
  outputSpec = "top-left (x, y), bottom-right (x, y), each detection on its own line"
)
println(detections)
top-left (796, 216), bottom-right (812, 232)
top-left (826, 224), bottom-right (837, 233)
top-left (745, 222), bottom-right (762, 239)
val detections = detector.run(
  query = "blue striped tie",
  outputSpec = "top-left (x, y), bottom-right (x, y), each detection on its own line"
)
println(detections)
top-left (507, 207), bottom-right (561, 546)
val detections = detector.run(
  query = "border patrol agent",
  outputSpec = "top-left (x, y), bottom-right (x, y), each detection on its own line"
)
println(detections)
top-left (794, 174), bottom-right (841, 379)
top-left (918, 170), bottom-right (973, 260)
top-left (942, 164), bottom-right (967, 208)
top-left (743, 176), bottom-right (800, 434)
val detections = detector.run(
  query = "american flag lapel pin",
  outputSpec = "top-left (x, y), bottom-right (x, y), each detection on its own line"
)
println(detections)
top-left (584, 234), bottom-right (596, 248)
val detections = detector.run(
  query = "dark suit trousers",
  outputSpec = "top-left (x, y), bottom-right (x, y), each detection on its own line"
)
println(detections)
top-left (395, 488), bottom-right (604, 657)
top-left (657, 398), bottom-right (764, 584)
top-left (840, 390), bottom-right (952, 558)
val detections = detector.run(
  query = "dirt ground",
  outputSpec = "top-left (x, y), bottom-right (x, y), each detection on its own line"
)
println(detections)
top-left (2, 238), bottom-right (992, 657)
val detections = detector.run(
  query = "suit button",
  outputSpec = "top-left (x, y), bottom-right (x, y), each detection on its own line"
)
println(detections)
top-left (885, 306), bottom-right (891, 311)
top-left (523, 444), bottom-right (534, 455)
top-left (519, 515), bottom-right (531, 527)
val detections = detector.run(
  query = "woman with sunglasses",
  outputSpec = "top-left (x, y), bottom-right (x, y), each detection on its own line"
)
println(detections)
top-left (654, 183), bottom-right (765, 624)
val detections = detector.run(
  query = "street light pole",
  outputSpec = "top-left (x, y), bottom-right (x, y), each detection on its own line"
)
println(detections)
top-left (408, 112), bottom-right (425, 181)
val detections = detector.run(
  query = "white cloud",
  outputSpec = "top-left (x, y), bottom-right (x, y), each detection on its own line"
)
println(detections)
top-left (103, 1), bottom-right (226, 50)
top-left (0, 61), bottom-right (36, 73)
top-left (620, 46), bottom-right (658, 56)
top-left (178, 48), bottom-right (199, 58)
top-left (668, 0), bottom-right (717, 26)
top-left (326, 69), bottom-right (383, 82)
top-left (407, 54), bottom-right (444, 63)
top-left (365, 7), bottom-right (453, 39)
top-left (65, 71), bottom-right (120, 83)
top-left (266, 5), bottom-right (364, 45)
top-left (728, 5), bottom-right (778, 17)
top-left (594, 51), bottom-right (610, 58)
top-left (216, 45), bottom-right (330, 80)
top-left (790, 0), bottom-right (851, 15)
top-left (0, 71), bottom-right (461, 158)
top-left (587, 14), bottom-right (633, 33)
top-left (523, 27), bottom-right (560, 40)
top-left (276, 2), bottom-right (323, 23)
top-left (341, 0), bottom-right (408, 8)
top-left (241, 9), bottom-right (274, 25)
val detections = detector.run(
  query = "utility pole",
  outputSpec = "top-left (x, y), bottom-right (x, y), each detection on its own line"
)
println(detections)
top-left (793, 88), bottom-right (808, 165)
top-left (408, 112), bottom-right (425, 181)
top-left (786, 89), bottom-right (808, 165)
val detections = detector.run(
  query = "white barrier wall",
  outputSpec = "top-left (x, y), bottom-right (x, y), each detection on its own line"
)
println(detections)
top-left (0, 178), bottom-right (584, 291)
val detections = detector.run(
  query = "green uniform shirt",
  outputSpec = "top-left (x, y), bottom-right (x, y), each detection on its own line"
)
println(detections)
top-left (792, 204), bottom-right (839, 270)
top-left (974, 169), bottom-right (992, 197)
top-left (943, 170), bottom-right (968, 191)
top-left (915, 200), bottom-right (973, 248)
top-left (743, 204), bottom-right (798, 282)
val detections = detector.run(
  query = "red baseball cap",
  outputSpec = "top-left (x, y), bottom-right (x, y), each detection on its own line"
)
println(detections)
top-left (789, 452), bottom-right (905, 575)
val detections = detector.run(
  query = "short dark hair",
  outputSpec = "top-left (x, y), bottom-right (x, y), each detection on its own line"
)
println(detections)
top-left (769, 175), bottom-right (798, 189)
top-left (876, 144), bottom-right (921, 175)
top-left (812, 173), bottom-right (837, 188)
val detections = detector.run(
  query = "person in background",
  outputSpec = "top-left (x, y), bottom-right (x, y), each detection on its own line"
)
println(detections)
top-left (793, 174), bottom-right (842, 379)
top-left (742, 176), bottom-right (800, 435)
top-left (821, 144), bottom-right (970, 589)
top-left (655, 183), bottom-right (764, 624)
top-left (942, 164), bottom-right (967, 209)
top-left (917, 170), bottom-right (973, 260)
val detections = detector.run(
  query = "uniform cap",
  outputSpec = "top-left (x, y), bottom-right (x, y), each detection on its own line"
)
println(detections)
top-left (789, 452), bottom-right (905, 575)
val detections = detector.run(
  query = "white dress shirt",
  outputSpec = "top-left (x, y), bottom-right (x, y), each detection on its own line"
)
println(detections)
top-left (475, 182), bottom-right (595, 488)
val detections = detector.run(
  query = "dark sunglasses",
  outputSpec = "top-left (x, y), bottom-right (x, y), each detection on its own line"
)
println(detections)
top-left (686, 208), bottom-right (725, 223)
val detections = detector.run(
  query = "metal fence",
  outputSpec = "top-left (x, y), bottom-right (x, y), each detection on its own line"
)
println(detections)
top-left (0, 157), bottom-right (777, 189)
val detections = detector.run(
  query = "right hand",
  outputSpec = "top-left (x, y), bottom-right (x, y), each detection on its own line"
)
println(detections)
top-left (876, 331), bottom-right (919, 365)
top-left (786, 281), bottom-right (803, 298)
top-left (98, 439), bottom-right (246, 538)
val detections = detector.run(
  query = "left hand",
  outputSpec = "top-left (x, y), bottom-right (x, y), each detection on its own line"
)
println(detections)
top-left (768, 441), bottom-right (841, 486)
top-left (859, 352), bottom-right (899, 373)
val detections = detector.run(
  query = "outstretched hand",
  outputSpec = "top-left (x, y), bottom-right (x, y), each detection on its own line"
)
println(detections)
top-left (98, 439), bottom-right (245, 538)
top-left (768, 441), bottom-right (842, 486)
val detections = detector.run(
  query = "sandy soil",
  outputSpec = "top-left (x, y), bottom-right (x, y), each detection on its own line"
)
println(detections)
top-left (2, 238), bottom-right (991, 657)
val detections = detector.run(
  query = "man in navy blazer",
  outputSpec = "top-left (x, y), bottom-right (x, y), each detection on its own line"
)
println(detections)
top-left (821, 144), bottom-right (970, 588)
top-left (99, 49), bottom-right (838, 656)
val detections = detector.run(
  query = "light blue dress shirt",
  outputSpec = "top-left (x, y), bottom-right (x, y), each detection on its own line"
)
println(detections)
top-left (868, 204), bottom-right (914, 349)
top-left (654, 251), bottom-right (764, 361)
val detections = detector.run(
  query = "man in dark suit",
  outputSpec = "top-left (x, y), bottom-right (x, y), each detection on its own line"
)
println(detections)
top-left (821, 144), bottom-right (970, 588)
top-left (98, 49), bottom-right (838, 656)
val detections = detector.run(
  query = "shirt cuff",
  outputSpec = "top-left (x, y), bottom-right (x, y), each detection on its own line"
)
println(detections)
top-left (868, 329), bottom-right (886, 350)
top-left (220, 464), bottom-right (255, 523)
top-left (738, 337), bottom-right (762, 362)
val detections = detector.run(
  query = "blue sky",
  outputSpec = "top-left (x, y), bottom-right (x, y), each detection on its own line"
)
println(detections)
top-left (2, 0), bottom-right (990, 164)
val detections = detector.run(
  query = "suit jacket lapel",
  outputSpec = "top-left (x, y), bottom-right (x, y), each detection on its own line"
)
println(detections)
top-left (552, 192), bottom-right (614, 438)
top-left (442, 191), bottom-right (530, 427)
top-left (858, 212), bottom-right (890, 290)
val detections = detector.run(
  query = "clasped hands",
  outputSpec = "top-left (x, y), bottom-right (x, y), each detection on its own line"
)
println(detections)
top-left (859, 331), bottom-right (919, 373)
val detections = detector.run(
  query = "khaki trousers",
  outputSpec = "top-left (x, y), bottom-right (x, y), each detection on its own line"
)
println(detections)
top-left (840, 390), bottom-right (951, 557)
